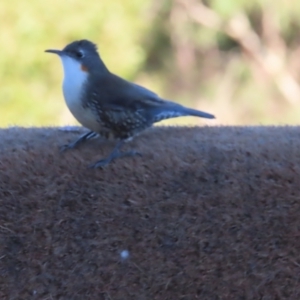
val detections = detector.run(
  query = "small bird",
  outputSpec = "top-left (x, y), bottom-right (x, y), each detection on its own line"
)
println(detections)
top-left (45, 40), bottom-right (215, 168)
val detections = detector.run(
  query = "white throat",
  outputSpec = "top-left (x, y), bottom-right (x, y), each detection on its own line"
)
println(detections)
top-left (58, 55), bottom-right (101, 132)
top-left (60, 55), bottom-right (88, 108)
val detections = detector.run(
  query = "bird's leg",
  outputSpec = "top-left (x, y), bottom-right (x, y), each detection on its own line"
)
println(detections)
top-left (60, 131), bottom-right (98, 152)
top-left (90, 140), bottom-right (142, 168)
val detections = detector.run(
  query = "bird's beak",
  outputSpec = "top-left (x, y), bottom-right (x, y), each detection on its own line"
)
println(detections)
top-left (45, 49), bottom-right (64, 56)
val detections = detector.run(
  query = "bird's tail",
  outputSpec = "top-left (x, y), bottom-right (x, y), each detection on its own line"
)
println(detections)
top-left (152, 102), bottom-right (215, 123)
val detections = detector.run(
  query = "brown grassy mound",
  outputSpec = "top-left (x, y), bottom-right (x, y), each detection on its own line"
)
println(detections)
top-left (1, 126), bottom-right (300, 299)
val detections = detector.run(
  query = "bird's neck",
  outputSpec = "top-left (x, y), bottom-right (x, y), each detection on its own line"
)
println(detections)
top-left (94, 58), bottom-right (109, 73)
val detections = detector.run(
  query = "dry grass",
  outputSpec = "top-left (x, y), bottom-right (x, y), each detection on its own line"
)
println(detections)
top-left (0, 126), bottom-right (300, 299)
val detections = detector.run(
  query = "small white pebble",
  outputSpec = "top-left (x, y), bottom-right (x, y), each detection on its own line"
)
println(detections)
top-left (120, 250), bottom-right (129, 260)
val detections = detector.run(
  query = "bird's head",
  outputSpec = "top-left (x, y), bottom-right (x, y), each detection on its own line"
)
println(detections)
top-left (45, 39), bottom-right (108, 77)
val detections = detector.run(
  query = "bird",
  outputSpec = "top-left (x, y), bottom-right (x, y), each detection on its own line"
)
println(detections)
top-left (45, 39), bottom-right (215, 168)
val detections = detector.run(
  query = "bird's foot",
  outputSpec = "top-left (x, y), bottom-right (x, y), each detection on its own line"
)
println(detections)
top-left (60, 131), bottom-right (97, 152)
top-left (60, 142), bottom-right (78, 152)
top-left (89, 150), bottom-right (142, 169)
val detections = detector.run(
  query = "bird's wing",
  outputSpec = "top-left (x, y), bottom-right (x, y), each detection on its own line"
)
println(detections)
top-left (96, 73), bottom-right (166, 112)
top-left (89, 73), bottom-right (214, 137)
top-left (86, 73), bottom-right (170, 136)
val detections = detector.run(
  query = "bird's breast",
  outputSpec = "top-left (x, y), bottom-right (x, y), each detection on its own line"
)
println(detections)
top-left (62, 76), bottom-right (101, 132)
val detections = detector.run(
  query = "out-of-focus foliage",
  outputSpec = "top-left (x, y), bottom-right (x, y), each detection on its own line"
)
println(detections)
top-left (1, 0), bottom-right (300, 127)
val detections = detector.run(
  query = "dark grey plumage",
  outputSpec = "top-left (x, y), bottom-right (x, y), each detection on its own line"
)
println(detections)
top-left (46, 39), bottom-right (215, 168)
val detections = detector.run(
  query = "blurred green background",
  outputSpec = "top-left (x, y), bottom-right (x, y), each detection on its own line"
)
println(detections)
top-left (1, 0), bottom-right (300, 128)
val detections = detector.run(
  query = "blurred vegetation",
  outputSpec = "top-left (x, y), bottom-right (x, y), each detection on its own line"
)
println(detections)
top-left (1, 0), bottom-right (300, 127)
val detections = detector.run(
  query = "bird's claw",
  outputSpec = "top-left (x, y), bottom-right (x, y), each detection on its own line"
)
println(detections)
top-left (123, 150), bottom-right (142, 158)
top-left (60, 131), bottom-right (97, 153)
top-left (89, 150), bottom-right (142, 169)
top-left (88, 159), bottom-right (110, 169)
top-left (59, 143), bottom-right (76, 152)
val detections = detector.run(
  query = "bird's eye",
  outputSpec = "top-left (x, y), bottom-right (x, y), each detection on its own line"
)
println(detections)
top-left (76, 50), bottom-right (84, 58)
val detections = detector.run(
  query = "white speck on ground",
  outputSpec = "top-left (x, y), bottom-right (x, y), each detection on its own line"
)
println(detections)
top-left (120, 250), bottom-right (129, 260)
